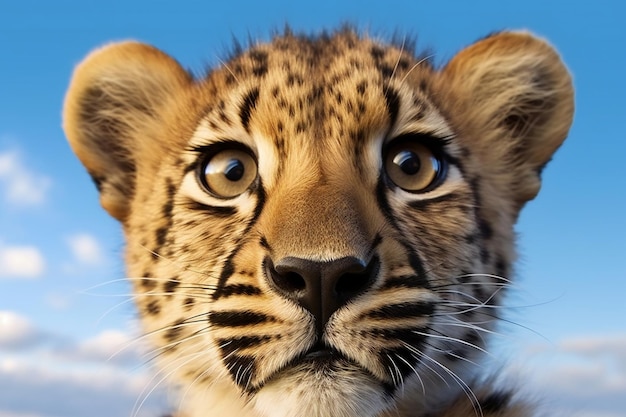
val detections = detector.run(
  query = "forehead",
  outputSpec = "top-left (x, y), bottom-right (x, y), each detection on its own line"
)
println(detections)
top-left (191, 32), bottom-right (448, 158)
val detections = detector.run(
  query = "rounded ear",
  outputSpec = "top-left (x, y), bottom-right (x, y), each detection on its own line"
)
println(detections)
top-left (63, 42), bottom-right (192, 221)
top-left (441, 32), bottom-right (574, 207)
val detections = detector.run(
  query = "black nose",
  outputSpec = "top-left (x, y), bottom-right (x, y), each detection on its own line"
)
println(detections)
top-left (265, 255), bottom-right (380, 337)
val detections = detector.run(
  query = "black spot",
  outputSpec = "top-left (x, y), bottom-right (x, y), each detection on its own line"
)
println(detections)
top-left (239, 88), bottom-right (260, 133)
top-left (249, 50), bottom-right (268, 77)
top-left (286, 73), bottom-right (299, 87)
top-left (162, 180), bottom-right (176, 218)
top-left (474, 285), bottom-right (487, 303)
top-left (350, 128), bottom-right (365, 142)
top-left (384, 87), bottom-right (400, 129)
top-left (495, 256), bottom-right (508, 277)
top-left (357, 101), bottom-right (366, 116)
top-left (397, 58), bottom-right (410, 70)
top-left (183, 297), bottom-right (195, 310)
top-left (465, 329), bottom-right (482, 347)
top-left (478, 218), bottom-right (493, 241)
top-left (356, 80), bottom-right (367, 95)
top-left (378, 64), bottom-right (394, 79)
top-left (419, 79), bottom-right (428, 92)
top-left (480, 391), bottom-right (512, 413)
top-left (145, 300), bottom-right (160, 315)
top-left (465, 233), bottom-right (478, 245)
top-left (218, 110), bottom-right (232, 125)
top-left (140, 272), bottom-right (157, 290)
top-left (370, 45), bottom-right (385, 60)
top-left (480, 247), bottom-right (491, 264)
top-left (155, 227), bottom-right (168, 248)
top-left (164, 279), bottom-right (180, 295)
top-left (307, 85), bottom-right (323, 104)
top-left (164, 319), bottom-right (185, 342)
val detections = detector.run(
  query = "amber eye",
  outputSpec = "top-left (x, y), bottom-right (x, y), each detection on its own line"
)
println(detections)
top-left (384, 139), bottom-right (447, 192)
top-left (199, 148), bottom-right (257, 198)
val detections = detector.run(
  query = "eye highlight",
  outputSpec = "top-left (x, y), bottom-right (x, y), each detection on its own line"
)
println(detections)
top-left (198, 148), bottom-right (257, 198)
top-left (384, 137), bottom-right (447, 193)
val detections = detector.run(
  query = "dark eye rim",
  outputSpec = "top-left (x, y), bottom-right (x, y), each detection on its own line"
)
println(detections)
top-left (382, 133), bottom-right (450, 193)
top-left (194, 140), bottom-right (259, 198)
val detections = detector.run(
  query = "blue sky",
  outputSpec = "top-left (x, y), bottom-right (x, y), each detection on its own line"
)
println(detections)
top-left (0, 1), bottom-right (624, 416)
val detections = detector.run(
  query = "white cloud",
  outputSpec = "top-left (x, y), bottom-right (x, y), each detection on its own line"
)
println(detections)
top-left (0, 316), bottom-right (167, 417)
top-left (71, 329), bottom-right (144, 366)
top-left (0, 411), bottom-right (44, 417)
top-left (0, 244), bottom-right (46, 279)
top-left (66, 233), bottom-right (103, 265)
top-left (0, 355), bottom-right (168, 417)
top-left (0, 150), bottom-right (51, 206)
top-left (0, 311), bottom-right (43, 349)
top-left (510, 333), bottom-right (626, 417)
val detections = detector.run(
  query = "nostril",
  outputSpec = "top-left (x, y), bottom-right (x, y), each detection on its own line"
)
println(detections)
top-left (265, 257), bottom-right (310, 299)
top-left (335, 272), bottom-right (368, 298)
top-left (333, 256), bottom-right (380, 302)
top-left (277, 271), bottom-right (307, 293)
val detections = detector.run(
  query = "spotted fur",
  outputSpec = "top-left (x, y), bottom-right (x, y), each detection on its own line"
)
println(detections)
top-left (63, 28), bottom-right (573, 417)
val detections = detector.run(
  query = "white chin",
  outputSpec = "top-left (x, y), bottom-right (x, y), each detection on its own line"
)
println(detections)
top-left (252, 362), bottom-right (390, 417)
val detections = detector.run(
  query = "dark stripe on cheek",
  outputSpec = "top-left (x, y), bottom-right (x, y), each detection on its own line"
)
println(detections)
top-left (153, 179), bottom-right (176, 255)
top-left (208, 311), bottom-right (276, 327)
top-left (240, 87), bottom-right (260, 133)
top-left (366, 301), bottom-right (434, 319)
top-left (223, 354), bottom-right (256, 388)
top-left (212, 182), bottom-right (266, 300)
top-left (219, 284), bottom-right (262, 297)
top-left (185, 201), bottom-right (237, 217)
top-left (407, 192), bottom-right (463, 210)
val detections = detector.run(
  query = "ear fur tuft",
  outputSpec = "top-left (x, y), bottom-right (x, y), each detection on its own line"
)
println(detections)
top-left (63, 42), bottom-right (191, 221)
top-left (441, 31), bottom-right (574, 207)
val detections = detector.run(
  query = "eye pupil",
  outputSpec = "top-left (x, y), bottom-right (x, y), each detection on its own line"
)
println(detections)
top-left (224, 159), bottom-right (245, 181)
top-left (393, 151), bottom-right (421, 175)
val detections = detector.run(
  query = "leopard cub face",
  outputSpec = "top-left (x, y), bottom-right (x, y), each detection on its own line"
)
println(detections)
top-left (63, 29), bottom-right (573, 417)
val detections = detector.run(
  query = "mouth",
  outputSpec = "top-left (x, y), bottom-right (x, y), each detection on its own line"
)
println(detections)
top-left (251, 341), bottom-right (357, 392)
top-left (299, 341), bottom-right (345, 367)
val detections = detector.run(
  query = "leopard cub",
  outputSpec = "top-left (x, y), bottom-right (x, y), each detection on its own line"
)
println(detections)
top-left (63, 28), bottom-right (573, 417)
